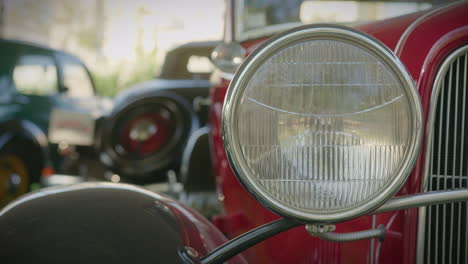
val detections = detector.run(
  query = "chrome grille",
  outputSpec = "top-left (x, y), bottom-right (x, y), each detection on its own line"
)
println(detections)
top-left (421, 46), bottom-right (468, 264)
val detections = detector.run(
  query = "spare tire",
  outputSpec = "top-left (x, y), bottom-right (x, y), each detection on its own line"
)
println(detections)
top-left (100, 90), bottom-right (199, 183)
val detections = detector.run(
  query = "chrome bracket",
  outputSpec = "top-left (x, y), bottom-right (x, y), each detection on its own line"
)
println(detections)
top-left (306, 224), bottom-right (385, 243)
top-left (305, 224), bottom-right (336, 233)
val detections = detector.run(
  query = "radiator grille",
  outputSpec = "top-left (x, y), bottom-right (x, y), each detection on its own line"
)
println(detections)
top-left (423, 47), bottom-right (468, 264)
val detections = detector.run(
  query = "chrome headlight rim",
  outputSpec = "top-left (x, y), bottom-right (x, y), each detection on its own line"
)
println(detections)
top-left (222, 24), bottom-right (423, 223)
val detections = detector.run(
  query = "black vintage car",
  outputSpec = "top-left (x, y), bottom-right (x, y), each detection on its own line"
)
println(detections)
top-left (99, 41), bottom-right (218, 189)
top-left (42, 41), bottom-right (219, 207)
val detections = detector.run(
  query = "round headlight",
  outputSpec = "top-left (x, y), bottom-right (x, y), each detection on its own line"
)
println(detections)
top-left (222, 25), bottom-right (422, 223)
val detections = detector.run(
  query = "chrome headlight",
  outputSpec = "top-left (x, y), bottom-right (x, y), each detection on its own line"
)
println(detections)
top-left (222, 25), bottom-right (422, 222)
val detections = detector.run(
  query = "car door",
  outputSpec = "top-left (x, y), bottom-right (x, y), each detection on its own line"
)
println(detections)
top-left (11, 48), bottom-right (61, 134)
top-left (56, 52), bottom-right (95, 100)
top-left (50, 52), bottom-right (108, 147)
top-left (0, 42), bottom-right (21, 122)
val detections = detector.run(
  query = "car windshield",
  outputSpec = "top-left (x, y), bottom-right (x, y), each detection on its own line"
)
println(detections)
top-left (236, 0), bottom-right (458, 40)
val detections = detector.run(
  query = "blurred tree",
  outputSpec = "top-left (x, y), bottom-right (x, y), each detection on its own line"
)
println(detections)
top-left (2, 0), bottom-right (221, 97)
top-left (51, 0), bottom-right (102, 55)
top-left (3, 0), bottom-right (53, 44)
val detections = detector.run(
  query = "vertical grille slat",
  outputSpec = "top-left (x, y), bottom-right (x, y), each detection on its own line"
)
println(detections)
top-left (422, 47), bottom-right (468, 264)
top-left (455, 57), bottom-right (461, 264)
top-left (443, 64), bottom-right (452, 263)
top-left (447, 63), bottom-right (454, 264)
top-left (427, 128), bottom-right (434, 260)
top-left (464, 54), bottom-right (468, 264)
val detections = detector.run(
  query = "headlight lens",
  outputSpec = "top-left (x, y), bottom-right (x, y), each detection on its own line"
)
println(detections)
top-left (223, 25), bottom-right (422, 222)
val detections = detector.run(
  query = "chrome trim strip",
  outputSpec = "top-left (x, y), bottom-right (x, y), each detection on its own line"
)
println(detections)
top-left (222, 24), bottom-right (423, 223)
top-left (417, 45), bottom-right (468, 264)
top-left (233, 0), bottom-right (243, 41)
top-left (224, 0), bottom-right (234, 43)
top-left (464, 53), bottom-right (468, 264)
top-left (307, 224), bottom-right (386, 243)
top-left (395, 1), bottom-right (464, 55)
top-left (456, 55), bottom-right (462, 264)
top-left (442, 63), bottom-right (453, 263)
top-left (237, 23), bottom-right (303, 42)
top-left (372, 189), bottom-right (468, 215)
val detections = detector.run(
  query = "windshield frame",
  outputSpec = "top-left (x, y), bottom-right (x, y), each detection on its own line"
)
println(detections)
top-left (231, 0), bottom-right (302, 42)
top-left (228, 0), bottom-right (451, 42)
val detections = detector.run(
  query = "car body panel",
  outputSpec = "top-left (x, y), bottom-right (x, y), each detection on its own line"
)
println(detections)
top-left (209, 2), bottom-right (468, 263)
top-left (356, 10), bottom-right (426, 52)
top-left (159, 40), bottom-right (218, 80)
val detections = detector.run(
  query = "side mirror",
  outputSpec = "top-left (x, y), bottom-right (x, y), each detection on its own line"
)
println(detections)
top-left (211, 42), bottom-right (246, 73)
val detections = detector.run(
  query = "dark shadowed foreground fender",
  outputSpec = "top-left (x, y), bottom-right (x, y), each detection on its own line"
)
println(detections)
top-left (0, 120), bottom-right (48, 149)
top-left (0, 120), bottom-right (48, 180)
top-left (180, 127), bottom-right (215, 192)
top-left (0, 183), bottom-right (246, 264)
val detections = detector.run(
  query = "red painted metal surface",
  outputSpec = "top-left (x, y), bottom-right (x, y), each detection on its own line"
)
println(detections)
top-left (209, 2), bottom-right (468, 263)
top-left (357, 10), bottom-right (425, 51)
top-left (162, 195), bottom-right (248, 263)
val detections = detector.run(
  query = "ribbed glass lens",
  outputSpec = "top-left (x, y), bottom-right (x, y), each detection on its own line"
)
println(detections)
top-left (235, 39), bottom-right (412, 214)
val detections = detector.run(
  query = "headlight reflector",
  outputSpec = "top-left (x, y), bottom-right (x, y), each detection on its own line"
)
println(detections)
top-left (223, 25), bottom-right (422, 222)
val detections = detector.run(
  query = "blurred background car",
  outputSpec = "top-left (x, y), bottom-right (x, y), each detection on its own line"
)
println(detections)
top-left (0, 39), bottom-right (111, 206)
top-left (98, 41), bottom-right (216, 183)
top-left (97, 41), bottom-right (217, 207)
top-left (0, 0), bottom-right (223, 192)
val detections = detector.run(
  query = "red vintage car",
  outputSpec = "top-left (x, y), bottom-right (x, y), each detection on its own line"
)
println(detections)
top-left (2, 1), bottom-right (468, 264)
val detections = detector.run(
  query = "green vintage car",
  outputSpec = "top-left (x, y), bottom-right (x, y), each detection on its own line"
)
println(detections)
top-left (0, 39), bottom-right (111, 206)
